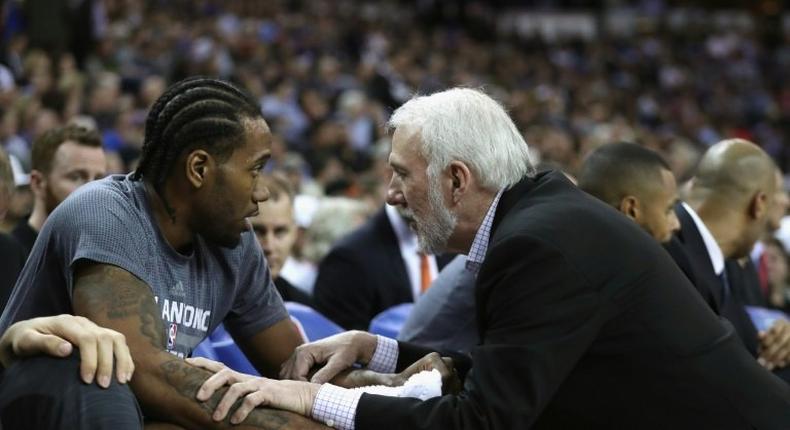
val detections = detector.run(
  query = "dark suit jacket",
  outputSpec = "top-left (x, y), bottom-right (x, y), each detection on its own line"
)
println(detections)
top-left (274, 276), bottom-right (312, 307)
top-left (668, 204), bottom-right (761, 357)
top-left (727, 258), bottom-right (769, 307)
top-left (665, 204), bottom-right (725, 313)
top-left (313, 207), bottom-right (452, 330)
top-left (356, 171), bottom-right (790, 430)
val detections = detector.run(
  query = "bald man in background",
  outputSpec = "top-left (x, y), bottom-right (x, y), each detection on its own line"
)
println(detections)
top-left (666, 138), bottom-right (790, 381)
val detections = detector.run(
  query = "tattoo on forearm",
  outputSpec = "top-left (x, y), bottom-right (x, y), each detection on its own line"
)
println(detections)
top-left (160, 359), bottom-right (289, 429)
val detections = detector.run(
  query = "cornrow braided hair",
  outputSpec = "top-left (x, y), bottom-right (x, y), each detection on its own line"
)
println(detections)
top-left (132, 77), bottom-right (262, 219)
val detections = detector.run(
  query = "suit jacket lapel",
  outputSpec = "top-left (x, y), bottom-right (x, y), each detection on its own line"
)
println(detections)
top-left (674, 203), bottom-right (725, 311)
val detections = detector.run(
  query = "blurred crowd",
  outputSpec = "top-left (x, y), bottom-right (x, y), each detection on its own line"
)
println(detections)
top-left (1, 0), bottom-right (789, 305)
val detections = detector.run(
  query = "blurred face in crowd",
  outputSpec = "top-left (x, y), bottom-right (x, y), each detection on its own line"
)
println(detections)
top-left (250, 193), bottom-right (297, 279)
top-left (630, 168), bottom-right (680, 244)
top-left (387, 126), bottom-right (457, 254)
top-left (191, 118), bottom-right (271, 248)
top-left (767, 170), bottom-right (788, 233)
top-left (33, 140), bottom-right (106, 214)
top-left (764, 241), bottom-right (789, 287)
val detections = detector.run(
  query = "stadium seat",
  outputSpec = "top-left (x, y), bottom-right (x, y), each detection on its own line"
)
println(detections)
top-left (285, 301), bottom-right (344, 342)
top-left (196, 324), bottom-right (260, 376)
top-left (191, 305), bottom-right (344, 375)
top-left (368, 303), bottom-right (414, 339)
top-left (191, 338), bottom-right (218, 361)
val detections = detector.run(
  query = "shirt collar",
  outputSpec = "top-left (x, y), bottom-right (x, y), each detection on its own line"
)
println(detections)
top-left (682, 202), bottom-right (725, 275)
top-left (465, 189), bottom-right (504, 274)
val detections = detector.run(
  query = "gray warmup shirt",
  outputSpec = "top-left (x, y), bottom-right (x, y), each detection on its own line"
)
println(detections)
top-left (0, 174), bottom-right (288, 358)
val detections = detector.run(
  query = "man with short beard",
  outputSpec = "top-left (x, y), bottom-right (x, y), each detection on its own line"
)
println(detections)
top-left (199, 88), bottom-right (790, 430)
top-left (12, 125), bottom-right (106, 255)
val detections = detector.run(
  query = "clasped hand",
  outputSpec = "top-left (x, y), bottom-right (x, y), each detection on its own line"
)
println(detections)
top-left (189, 331), bottom-right (460, 423)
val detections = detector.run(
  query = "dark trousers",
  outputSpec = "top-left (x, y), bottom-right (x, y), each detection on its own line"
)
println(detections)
top-left (0, 352), bottom-right (143, 429)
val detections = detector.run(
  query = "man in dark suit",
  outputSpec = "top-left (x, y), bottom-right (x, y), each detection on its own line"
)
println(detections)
top-left (313, 204), bottom-right (452, 330)
top-left (667, 140), bottom-right (790, 375)
top-left (197, 88), bottom-right (790, 429)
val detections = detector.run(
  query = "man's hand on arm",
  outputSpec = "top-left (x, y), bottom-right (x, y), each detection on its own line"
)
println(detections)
top-left (279, 330), bottom-right (380, 383)
top-left (72, 263), bottom-right (328, 429)
top-left (0, 314), bottom-right (134, 387)
top-left (190, 357), bottom-right (320, 424)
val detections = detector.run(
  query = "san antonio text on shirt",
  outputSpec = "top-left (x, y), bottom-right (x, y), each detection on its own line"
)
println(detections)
top-left (154, 296), bottom-right (211, 358)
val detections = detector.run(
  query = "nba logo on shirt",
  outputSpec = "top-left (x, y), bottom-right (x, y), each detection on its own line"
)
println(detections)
top-left (167, 322), bottom-right (178, 350)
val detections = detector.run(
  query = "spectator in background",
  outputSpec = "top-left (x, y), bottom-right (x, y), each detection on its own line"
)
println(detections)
top-left (578, 142), bottom-right (680, 244)
top-left (11, 124), bottom-right (105, 255)
top-left (296, 197), bottom-right (370, 295)
top-left (0, 147), bottom-right (26, 311)
top-left (249, 173), bottom-right (311, 305)
top-left (748, 170), bottom-right (790, 306)
top-left (763, 237), bottom-right (790, 312)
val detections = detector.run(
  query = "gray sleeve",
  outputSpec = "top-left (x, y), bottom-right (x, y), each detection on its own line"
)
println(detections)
top-left (47, 184), bottom-right (150, 296)
top-left (399, 255), bottom-right (479, 353)
top-left (223, 234), bottom-right (289, 340)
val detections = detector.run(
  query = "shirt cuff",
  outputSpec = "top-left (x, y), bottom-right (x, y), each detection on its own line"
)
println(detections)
top-left (365, 335), bottom-right (398, 373)
top-left (311, 383), bottom-right (363, 430)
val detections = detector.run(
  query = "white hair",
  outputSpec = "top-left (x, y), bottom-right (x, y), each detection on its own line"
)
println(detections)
top-left (388, 87), bottom-right (535, 190)
top-left (302, 197), bottom-right (370, 263)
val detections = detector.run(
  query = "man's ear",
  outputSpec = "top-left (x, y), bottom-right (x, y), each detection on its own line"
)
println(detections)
top-left (447, 161), bottom-right (472, 204)
top-left (29, 170), bottom-right (47, 198)
top-left (749, 191), bottom-right (768, 220)
top-left (618, 196), bottom-right (640, 221)
top-left (185, 150), bottom-right (212, 189)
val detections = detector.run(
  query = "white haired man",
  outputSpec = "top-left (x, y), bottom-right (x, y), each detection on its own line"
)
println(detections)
top-left (192, 88), bottom-right (790, 429)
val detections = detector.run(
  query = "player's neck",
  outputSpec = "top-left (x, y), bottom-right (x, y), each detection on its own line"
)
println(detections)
top-left (144, 181), bottom-right (195, 253)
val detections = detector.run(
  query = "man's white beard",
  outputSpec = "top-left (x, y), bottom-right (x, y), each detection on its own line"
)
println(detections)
top-left (407, 176), bottom-right (457, 254)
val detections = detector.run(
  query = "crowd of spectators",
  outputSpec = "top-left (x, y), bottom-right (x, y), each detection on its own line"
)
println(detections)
top-left (1, 0), bottom-right (789, 293)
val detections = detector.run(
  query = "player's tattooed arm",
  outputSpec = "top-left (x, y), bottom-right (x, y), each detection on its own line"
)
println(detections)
top-left (73, 263), bottom-right (329, 429)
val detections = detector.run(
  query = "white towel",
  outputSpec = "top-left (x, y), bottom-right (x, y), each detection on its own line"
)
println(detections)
top-left (348, 369), bottom-right (442, 400)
